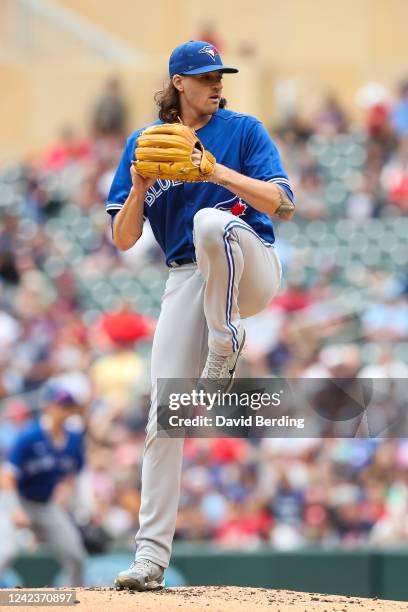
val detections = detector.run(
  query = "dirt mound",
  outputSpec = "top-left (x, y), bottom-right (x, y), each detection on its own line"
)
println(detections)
top-left (8, 586), bottom-right (408, 611)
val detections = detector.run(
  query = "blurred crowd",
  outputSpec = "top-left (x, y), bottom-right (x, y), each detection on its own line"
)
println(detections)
top-left (1, 74), bottom-right (408, 556)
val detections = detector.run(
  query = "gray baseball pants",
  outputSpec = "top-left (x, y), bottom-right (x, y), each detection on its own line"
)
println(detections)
top-left (0, 498), bottom-right (86, 586)
top-left (135, 208), bottom-right (282, 567)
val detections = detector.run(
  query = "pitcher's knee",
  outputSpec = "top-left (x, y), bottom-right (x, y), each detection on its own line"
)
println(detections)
top-left (193, 208), bottom-right (226, 250)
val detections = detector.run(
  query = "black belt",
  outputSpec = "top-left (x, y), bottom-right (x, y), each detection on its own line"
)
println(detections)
top-left (21, 495), bottom-right (48, 504)
top-left (169, 257), bottom-right (197, 267)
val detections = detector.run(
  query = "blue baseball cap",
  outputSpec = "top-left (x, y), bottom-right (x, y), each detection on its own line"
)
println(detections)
top-left (169, 40), bottom-right (239, 78)
top-left (41, 382), bottom-right (79, 407)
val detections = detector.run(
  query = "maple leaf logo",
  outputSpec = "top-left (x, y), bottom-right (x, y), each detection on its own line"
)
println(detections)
top-left (230, 200), bottom-right (247, 216)
top-left (214, 197), bottom-right (248, 217)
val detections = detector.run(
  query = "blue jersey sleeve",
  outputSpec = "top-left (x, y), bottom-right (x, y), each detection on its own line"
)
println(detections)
top-left (106, 136), bottom-right (135, 217)
top-left (243, 121), bottom-right (294, 202)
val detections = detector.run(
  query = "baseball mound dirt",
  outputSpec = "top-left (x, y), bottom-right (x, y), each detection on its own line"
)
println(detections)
top-left (8, 586), bottom-right (408, 612)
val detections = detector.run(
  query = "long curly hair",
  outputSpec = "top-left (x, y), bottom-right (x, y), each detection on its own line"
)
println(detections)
top-left (154, 81), bottom-right (227, 123)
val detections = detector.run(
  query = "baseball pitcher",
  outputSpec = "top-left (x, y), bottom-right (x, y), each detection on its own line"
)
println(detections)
top-left (106, 40), bottom-right (295, 590)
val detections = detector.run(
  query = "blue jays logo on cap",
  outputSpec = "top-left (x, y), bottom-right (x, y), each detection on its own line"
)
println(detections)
top-left (169, 40), bottom-right (239, 78)
top-left (198, 45), bottom-right (218, 61)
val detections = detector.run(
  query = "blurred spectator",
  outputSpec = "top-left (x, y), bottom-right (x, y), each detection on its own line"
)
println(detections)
top-left (91, 77), bottom-right (128, 139)
top-left (295, 168), bottom-right (327, 219)
top-left (391, 78), bottom-right (408, 138)
top-left (312, 94), bottom-right (348, 137)
top-left (237, 41), bottom-right (258, 58)
top-left (366, 103), bottom-right (389, 140)
top-left (89, 348), bottom-right (148, 410)
top-left (268, 470), bottom-right (304, 526)
top-left (273, 278), bottom-right (313, 313)
top-left (0, 252), bottom-right (19, 285)
top-left (346, 173), bottom-right (385, 220)
top-left (41, 125), bottom-right (92, 173)
top-left (195, 22), bottom-right (223, 53)
top-left (358, 344), bottom-right (408, 378)
top-left (381, 136), bottom-right (408, 211)
top-left (215, 499), bottom-right (272, 549)
top-left (362, 290), bottom-right (408, 341)
top-left (356, 82), bottom-right (394, 152)
top-left (94, 301), bottom-right (155, 348)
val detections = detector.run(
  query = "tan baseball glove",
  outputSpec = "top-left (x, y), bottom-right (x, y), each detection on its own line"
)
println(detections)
top-left (134, 123), bottom-right (216, 182)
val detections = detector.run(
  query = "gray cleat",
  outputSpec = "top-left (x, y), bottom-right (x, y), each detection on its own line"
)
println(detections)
top-left (114, 558), bottom-right (165, 591)
top-left (199, 328), bottom-right (246, 393)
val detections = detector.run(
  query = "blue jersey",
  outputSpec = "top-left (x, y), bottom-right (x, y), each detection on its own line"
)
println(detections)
top-left (5, 419), bottom-right (84, 503)
top-left (106, 108), bottom-right (294, 266)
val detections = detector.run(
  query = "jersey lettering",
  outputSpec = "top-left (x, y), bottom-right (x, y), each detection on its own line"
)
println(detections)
top-left (144, 180), bottom-right (183, 207)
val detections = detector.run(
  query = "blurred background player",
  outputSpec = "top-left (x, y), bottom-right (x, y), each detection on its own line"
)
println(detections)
top-left (0, 381), bottom-right (87, 586)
